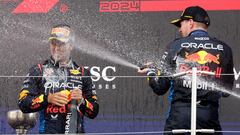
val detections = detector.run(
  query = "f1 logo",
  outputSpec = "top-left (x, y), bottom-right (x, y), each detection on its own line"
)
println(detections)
top-left (12, 0), bottom-right (59, 13)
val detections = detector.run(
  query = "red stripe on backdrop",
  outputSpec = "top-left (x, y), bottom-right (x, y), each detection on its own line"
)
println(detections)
top-left (12, 0), bottom-right (59, 13)
top-left (140, 0), bottom-right (240, 11)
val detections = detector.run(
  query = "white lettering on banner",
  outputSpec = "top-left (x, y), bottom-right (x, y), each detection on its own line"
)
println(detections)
top-left (181, 42), bottom-right (223, 50)
top-left (234, 67), bottom-right (240, 89)
top-left (236, 84), bottom-right (240, 88)
top-left (96, 84), bottom-right (117, 90)
top-left (86, 66), bottom-right (116, 82)
top-left (85, 66), bottom-right (117, 90)
top-left (90, 66), bottom-right (101, 82)
top-left (234, 68), bottom-right (240, 81)
top-left (102, 66), bottom-right (116, 81)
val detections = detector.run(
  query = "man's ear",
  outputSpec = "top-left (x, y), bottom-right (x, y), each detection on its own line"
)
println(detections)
top-left (189, 19), bottom-right (195, 29)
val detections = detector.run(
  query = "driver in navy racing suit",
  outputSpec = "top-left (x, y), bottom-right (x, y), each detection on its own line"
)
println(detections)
top-left (138, 6), bottom-right (234, 135)
top-left (18, 24), bottom-right (99, 134)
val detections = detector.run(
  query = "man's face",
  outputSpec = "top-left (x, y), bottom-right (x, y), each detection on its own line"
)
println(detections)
top-left (179, 20), bottom-right (192, 37)
top-left (50, 39), bottom-right (72, 62)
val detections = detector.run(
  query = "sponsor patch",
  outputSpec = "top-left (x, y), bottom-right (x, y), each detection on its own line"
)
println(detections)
top-left (185, 50), bottom-right (220, 65)
top-left (19, 90), bottom-right (29, 100)
top-left (32, 94), bottom-right (44, 105)
top-left (70, 69), bottom-right (81, 75)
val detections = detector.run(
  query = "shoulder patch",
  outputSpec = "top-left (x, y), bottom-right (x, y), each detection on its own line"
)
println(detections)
top-left (70, 69), bottom-right (81, 75)
top-left (19, 90), bottom-right (29, 100)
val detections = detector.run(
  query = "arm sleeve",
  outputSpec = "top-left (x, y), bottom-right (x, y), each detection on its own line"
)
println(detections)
top-left (18, 65), bottom-right (48, 113)
top-left (148, 75), bottom-right (170, 95)
top-left (148, 44), bottom-right (173, 95)
top-left (78, 68), bottom-right (99, 119)
top-left (221, 46), bottom-right (234, 97)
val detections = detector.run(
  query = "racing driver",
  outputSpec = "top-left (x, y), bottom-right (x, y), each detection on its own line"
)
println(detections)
top-left (138, 6), bottom-right (234, 135)
top-left (18, 24), bottom-right (99, 134)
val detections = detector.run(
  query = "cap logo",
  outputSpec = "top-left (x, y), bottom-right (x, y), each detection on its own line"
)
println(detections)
top-left (183, 15), bottom-right (193, 19)
top-left (51, 27), bottom-right (70, 37)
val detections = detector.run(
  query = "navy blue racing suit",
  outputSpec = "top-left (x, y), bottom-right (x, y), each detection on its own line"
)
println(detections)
top-left (148, 30), bottom-right (234, 135)
top-left (18, 58), bottom-right (99, 134)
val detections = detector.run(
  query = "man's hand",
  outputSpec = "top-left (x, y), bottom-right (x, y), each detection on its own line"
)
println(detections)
top-left (138, 67), bottom-right (149, 74)
top-left (138, 62), bottom-right (154, 73)
top-left (138, 62), bottom-right (158, 76)
top-left (48, 92), bottom-right (69, 107)
top-left (48, 88), bottom-right (83, 106)
top-left (71, 88), bottom-right (83, 100)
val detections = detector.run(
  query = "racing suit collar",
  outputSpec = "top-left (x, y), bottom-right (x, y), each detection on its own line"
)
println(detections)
top-left (50, 57), bottom-right (74, 69)
top-left (189, 29), bottom-right (208, 36)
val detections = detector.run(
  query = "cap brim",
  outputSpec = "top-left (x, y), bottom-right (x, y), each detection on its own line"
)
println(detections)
top-left (49, 37), bottom-right (70, 43)
top-left (170, 19), bottom-right (182, 27)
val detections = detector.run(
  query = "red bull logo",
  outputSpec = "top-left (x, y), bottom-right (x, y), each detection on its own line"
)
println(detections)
top-left (185, 50), bottom-right (220, 65)
top-left (32, 94), bottom-right (44, 105)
